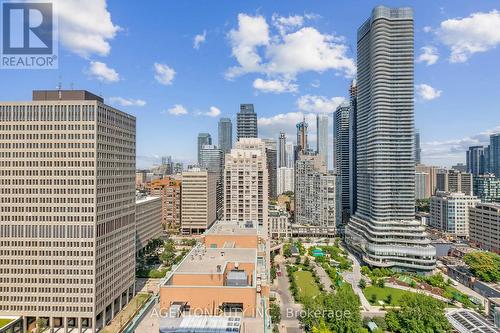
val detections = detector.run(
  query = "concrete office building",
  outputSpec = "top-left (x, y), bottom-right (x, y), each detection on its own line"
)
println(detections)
top-left (473, 174), bottom-right (500, 203)
top-left (416, 164), bottom-right (440, 197)
top-left (491, 134), bottom-right (500, 178)
top-left (469, 203), bottom-right (500, 254)
top-left (218, 118), bottom-right (233, 154)
top-left (180, 168), bottom-right (217, 234)
top-left (415, 172), bottom-right (429, 200)
top-left (197, 133), bottom-right (212, 165)
top-left (415, 129), bottom-right (422, 165)
top-left (467, 146), bottom-right (486, 175)
top-left (334, 103), bottom-right (351, 223)
top-left (236, 104), bottom-right (257, 140)
top-left (430, 191), bottom-right (480, 239)
top-left (316, 114), bottom-right (329, 169)
top-left (263, 139), bottom-right (277, 200)
top-left (148, 177), bottom-right (182, 231)
top-left (349, 80), bottom-right (358, 216)
top-left (223, 138), bottom-right (268, 232)
top-left (0, 90), bottom-right (136, 332)
top-left (135, 194), bottom-right (162, 252)
top-left (346, 7), bottom-right (436, 273)
top-left (437, 169), bottom-right (473, 195)
top-left (277, 167), bottom-right (294, 195)
top-left (295, 154), bottom-right (336, 236)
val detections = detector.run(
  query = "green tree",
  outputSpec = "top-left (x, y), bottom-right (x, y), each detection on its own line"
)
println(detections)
top-left (312, 321), bottom-right (333, 333)
top-left (35, 318), bottom-right (48, 333)
top-left (464, 251), bottom-right (500, 282)
top-left (322, 284), bottom-right (363, 332)
top-left (385, 293), bottom-right (452, 333)
top-left (386, 294), bottom-right (393, 305)
top-left (269, 302), bottom-right (281, 324)
top-left (370, 294), bottom-right (377, 304)
top-left (359, 279), bottom-right (367, 289)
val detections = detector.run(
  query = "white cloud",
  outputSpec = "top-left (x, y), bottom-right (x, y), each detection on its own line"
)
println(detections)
top-left (193, 30), bottom-right (207, 49)
top-left (438, 10), bottom-right (500, 63)
top-left (422, 125), bottom-right (500, 166)
top-left (253, 78), bottom-right (298, 93)
top-left (154, 63), bottom-right (176, 85)
top-left (272, 14), bottom-right (304, 35)
top-left (108, 97), bottom-right (146, 107)
top-left (423, 26), bottom-right (433, 33)
top-left (296, 95), bottom-right (346, 113)
top-left (166, 104), bottom-right (188, 116)
top-left (415, 84), bottom-right (442, 101)
top-left (416, 46), bottom-right (439, 65)
top-left (310, 80), bottom-right (320, 88)
top-left (87, 61), bottom-right (120, 82)
top-left (258, 112), bottom-right (318, 143)
top-left (54, 0), bottom-right (120, 57)
top-left (226, 13), bottom-right (355, 89)
top-left (205, 106), bottom-right (221, 117)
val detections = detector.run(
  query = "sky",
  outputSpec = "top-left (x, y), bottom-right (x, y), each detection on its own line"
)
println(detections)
top-left (1, 0), bottom-right (500, 169)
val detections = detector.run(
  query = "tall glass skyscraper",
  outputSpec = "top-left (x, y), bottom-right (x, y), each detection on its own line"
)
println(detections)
top-left (346, 6), bottom-right (436, 273)
top-left (334, 103), bottom-right (350, 224)
top-left (491, 133), bottom-right (500, 178)
top-left (414, 129), bottom-right (421, 165)
top-left (237, 104), bottom-right (257, 140)
top-left (197, 133), bottom-right (212, 165)
top-left (466, 145), bottom-right (486, 175)
top-left (218, 118), bottom-right (233, 154)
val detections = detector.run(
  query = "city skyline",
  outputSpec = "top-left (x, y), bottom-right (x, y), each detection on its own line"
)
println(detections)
top-left (1, 1), bottom-right (499, 169)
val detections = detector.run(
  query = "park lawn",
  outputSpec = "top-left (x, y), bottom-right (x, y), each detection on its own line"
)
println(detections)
top-left (364, 286), bottom-right (415, 306)
top-left (293, 270), bottom-right (321, 299)
top-left (0, 319), bottom-right (13, 328)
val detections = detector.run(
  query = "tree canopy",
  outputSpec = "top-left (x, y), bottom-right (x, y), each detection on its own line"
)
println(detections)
top-left (463, 251), bottom-right (500, 283)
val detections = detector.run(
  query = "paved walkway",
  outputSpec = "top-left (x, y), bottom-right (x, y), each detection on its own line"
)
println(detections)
top-left (311, 259), bottom-right (333, 293)
top-left (273, 256), bottom-right (303, 333)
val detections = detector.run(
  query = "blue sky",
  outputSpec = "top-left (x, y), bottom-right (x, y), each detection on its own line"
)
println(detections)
top-left (1, 0), bottom-right (500, 168)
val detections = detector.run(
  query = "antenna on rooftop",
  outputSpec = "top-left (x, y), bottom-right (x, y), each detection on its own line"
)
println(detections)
top-left (57, 75), bottom-right (62, 100)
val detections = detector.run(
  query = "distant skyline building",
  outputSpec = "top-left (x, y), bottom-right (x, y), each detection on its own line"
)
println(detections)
top-left (436, 169), bottom-right (473, 195)
top-left (0, 90), bottom-right (137, 331)
top-left (278, 131), bottom-right (287, 168)
top-left (466, 145), bottom-right (486, 175)
top-left (237, 104), bottom-right (257, 140)
top-left (415, 171), bottom-right (429, 200)
top-left (218, 117), bottom-right (233, 154)
top-left (263, 138), bottom-right (278, 199)
top-left (473, 174), bottom-right (500, 203)
top-left (334, 103), bottom-right (351, 224)
top-left (316, 114), bottom-right (329, 168)
top-left (452, 163), bottom-right (467, 173)
top-left (416, 164), bottom-right (441, 197)
top-left (491, 133), bottom-right (500, 178)
top-left (285, 142), bottom-right (295, 168)
top-left (197, 133), bottom-right (212, 165)
top-left (296, 118), bottom-right (308, 154)
top-left (415, 129), bottom-right (422, 165)
top-left (277, 167), bottom-right (294, 195)
top-left (223, 138), bottom-right (268, 230)
top-left (199, 144), bottom-right (224, 218)
top-left (348, 80), bottom-right (358, 216)
top-left (346, 6), bottom-right (436, 272)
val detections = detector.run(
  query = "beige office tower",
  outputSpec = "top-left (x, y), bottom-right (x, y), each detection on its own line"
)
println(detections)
top-left (0, 90), bottom-right (136, 332)
top-left (223, 138), bottom-right (268, 233)
top-left (180, 168), bottom-right (217, 234)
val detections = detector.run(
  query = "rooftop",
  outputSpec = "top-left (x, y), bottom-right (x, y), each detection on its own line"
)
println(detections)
top-left (206, 220), bottom-right (258, 236)
top-left (445, 309), bottom-right (500, 333)
top-left (32, 90), bottom-right (103, 102)
top-left (160, 315), bottom-right (242, 333)
top-left (136, 194), bottom-right (161, 204)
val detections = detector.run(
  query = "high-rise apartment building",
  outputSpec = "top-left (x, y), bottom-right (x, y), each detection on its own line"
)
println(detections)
top-left (218, 118), bottom-right (233, 154)
top-left (199, 145), bottom-right (224, 175)
top-left (414, 129), bottom-right (421, 165)
top-left (0, 90), bottom-right (136, 332)
top-left (469, 203), bottom-right (500, 254)
top-left (415, 172), bottom-right (429, 200)
top-left (349, 80), bottom-right (358, 216)
top-left (223, 138), bottom-right (268, 230)
top-left (295, 153), bottom-right (336, 236)
top-left (277, 167), bottom-right (294, 195)
top-left (135, 194), bottom-right (162, 253)
top-left (316, 114), bottom-right (329, 168)
top-left (236, 104), bottom-right (257, 140)
top-left (148, 177), bottom-right (182, 231)
top-left (473, 174), bottom-right (500, 203)
top-left (334, 104), bottom-right (351, 223)
top-left (452, 163), bottom-right (467, 173)
top-left (197, 133), bottom-right (212, 165)
top-left (491, 134), bottom-right (500, 178)
top-left (346, 7), bottom-right (436, 273)
top-left (466, 146), bottom-right (486, 175)
top-left (436, 169), bottom-right (473, 195)
top-left (180, 168), bottom-right (217, 234)
top-left (263, 139), bottom-right (277, 199)
top-left (296, 118), bottom-right (308, 154)
top-left (416, 164), bottom-right (440, 197)
top-left (278, 131), bottom-right (287, 168)
top-left (285, 142), bottom-right (295, 168)
top-left (430, 191), bottom-right (480, 239)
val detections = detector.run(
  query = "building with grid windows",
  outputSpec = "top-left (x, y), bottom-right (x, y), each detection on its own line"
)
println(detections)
top-left (0, 90), bottom-right (136, 332)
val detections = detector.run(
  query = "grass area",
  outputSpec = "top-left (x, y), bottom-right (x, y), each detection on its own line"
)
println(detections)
top-left (0, 319), bottom-right (13, 328)
top-left (100, 293), bottom-right (150, 333)
top-left (363, 286), bottom-right (415, 306)
top-left (294, 270), bottom-right (321, 299)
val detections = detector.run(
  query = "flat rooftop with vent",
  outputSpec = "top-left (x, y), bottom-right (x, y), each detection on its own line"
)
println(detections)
top-left (159, 220), bottom-right (270, 331)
